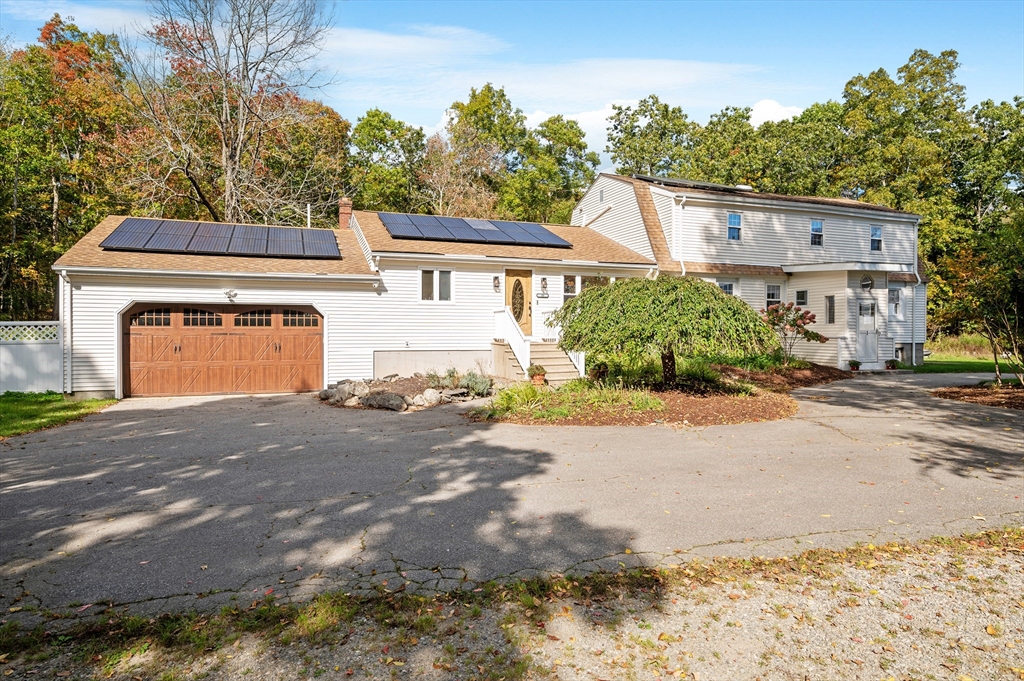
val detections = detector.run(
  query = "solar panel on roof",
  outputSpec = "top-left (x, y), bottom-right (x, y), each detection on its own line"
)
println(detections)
top-left (100, 218), bottom-right (160, 250)
top-left (100, 217), bottom-right (340, 259)
top-left (147, 220), bottom-right (199, 251)
top-left (186, 223), bottom-right (234, 253)
top-left (301, 229), bottom-right (341, 258)
top-left (377, 212), bottom-right (572, 249)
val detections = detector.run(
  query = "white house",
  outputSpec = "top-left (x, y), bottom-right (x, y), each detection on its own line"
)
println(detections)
top-left (51, 202), bottom-right (653, 398)
top-left (572, 174), bottom-right (927, 370)
top-left (47, 174), bottom-right (926, 398)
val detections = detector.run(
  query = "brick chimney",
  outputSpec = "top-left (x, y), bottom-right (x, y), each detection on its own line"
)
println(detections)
top-left (338, 197), bottom-right (353, 229)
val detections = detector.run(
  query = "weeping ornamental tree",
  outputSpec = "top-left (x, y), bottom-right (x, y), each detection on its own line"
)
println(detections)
top-left (551, 276), bottom-right (778, 383)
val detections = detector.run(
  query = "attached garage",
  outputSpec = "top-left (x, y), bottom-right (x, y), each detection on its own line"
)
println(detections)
top-left (123, 304), bottom-right (323, 396)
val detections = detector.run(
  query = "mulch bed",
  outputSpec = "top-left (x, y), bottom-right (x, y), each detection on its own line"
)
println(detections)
top-left (368, 375), bottom-right (432, 397)
top-left (716, 362), bottom-right (851, 392)
top-left (496, 391), bottom-right (798, 427)
top-left (931, 384), bottom-right (1024, 410)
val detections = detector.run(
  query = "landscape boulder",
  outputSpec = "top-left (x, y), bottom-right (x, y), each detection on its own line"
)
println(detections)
top-left (351, 382), bottom-right (370, 398)
top-left (412, 394), bottom-right (426, 407)
top-left (318, 389), bottom-right (331, 400)
top-left (422, 388), bottom-right (442, 406)
top-left (359, 392), bottom-right (407, 411)
top-left (343, 397), bottom-right (360, 407)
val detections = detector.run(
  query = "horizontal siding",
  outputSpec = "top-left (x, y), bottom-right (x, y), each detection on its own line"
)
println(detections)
top-left (676, 199), bottom-right (916, 268)
top-left (846, 271), bottom-right (894, 364)
top-left (572, 176), bottom-right (654, 260)
top-left (68, 263), bottom-right (643, 393)
top-left (785, 270), bottom-right (846, 368)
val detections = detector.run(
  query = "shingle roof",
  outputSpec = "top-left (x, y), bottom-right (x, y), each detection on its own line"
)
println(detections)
top-left (631, 182), bottom-right (682, 274)
top-left (888, 260), bottom-right (929, 283)
top-left (607, 174), bottom-right (918, 217)
top-left (353, 211), bottom-right (655, 266)
top-left (682, 262), bottom-right (786, 277)
top-left (53, 216), bottom-right (375, 276)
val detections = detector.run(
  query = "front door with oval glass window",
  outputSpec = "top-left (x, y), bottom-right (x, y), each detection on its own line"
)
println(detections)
top-left (505, 269), bottom-right (532, 337)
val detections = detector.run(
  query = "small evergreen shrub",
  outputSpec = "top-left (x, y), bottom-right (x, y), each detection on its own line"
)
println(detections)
top-left (458, 371), bottom-right (492, 396)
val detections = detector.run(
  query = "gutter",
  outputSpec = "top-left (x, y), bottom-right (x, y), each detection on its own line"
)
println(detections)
top-left (782, 262), bottom-right (914, 274)
top-left (52, 265), bottom-right (382, 283)
top-left (912, 218), bottom-right (922, 364)
top-left (372, 251), bottom-right (655, 270)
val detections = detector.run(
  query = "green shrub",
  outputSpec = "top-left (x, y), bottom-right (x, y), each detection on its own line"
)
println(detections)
top-left (487, 382), bottom-right (547, 417)
top-left (526, 363), bottom-right (546, 378)
top-left (458, 371), bottom-right (492, 396)
top-left (629, 390), bottom-right (664, 412)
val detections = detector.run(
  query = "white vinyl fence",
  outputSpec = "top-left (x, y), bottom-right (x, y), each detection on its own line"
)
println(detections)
top-left (1, 322), bottom-right (63, 393)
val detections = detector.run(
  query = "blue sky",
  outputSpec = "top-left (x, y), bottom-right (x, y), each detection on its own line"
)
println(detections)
top-left (2, 0), bottom-right (1022, 165)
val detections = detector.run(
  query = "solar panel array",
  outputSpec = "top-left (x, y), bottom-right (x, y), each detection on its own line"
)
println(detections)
top-left (100, 218), bottom-right (341, 259)
top-left (378, 213), bottom-right (572, 248)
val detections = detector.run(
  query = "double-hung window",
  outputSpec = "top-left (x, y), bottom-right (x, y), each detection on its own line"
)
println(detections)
top-left (870, 225), bottom-right (883, 252)
top-left (810, 219), bottom-right (823, 247)
top-left (727, 213), bottom-right (742, 241)
top-left (795, 290), bottom-right (808, 307)
top-left (888, 288), bottom-right (904, 320)
top-left (421, 269), bottom-right (452, 301)
top-left (766, 284), bottom-right (782, 309)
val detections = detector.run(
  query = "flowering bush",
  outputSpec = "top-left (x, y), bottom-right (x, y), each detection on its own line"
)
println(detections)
top-left (761, 302), bottom-right (829, 366)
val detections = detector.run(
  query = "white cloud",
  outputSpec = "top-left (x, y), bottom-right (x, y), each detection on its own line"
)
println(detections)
top-left (749, 99), bottom-right (803, 126)
top-left (2, 1), bottom-right (150, 34)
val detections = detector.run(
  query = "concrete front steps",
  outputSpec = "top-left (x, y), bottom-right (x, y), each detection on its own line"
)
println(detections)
top-left (491, 341), bottom-right (583, 387)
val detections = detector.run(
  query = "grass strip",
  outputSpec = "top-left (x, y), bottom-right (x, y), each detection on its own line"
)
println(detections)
top-left (0, 391), bottom-right (115, 438)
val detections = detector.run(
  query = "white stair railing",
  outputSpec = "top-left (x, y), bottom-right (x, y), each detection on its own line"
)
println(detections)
top-left (493, 307), bottom-right (530, 372)
top-left (567, 350), bottom-right (586, 378)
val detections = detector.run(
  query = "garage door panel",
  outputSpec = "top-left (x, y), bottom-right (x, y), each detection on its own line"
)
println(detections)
top-left (124, 305), bottom-right (322, 396)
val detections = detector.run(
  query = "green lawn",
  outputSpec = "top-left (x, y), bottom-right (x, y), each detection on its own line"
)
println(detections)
top-left (0, 391), bottom-right (115, 438)
top-left (914, 353), bottom-right (1011, 374)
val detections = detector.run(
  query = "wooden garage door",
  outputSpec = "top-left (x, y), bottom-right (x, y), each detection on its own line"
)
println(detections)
top-left (123, 305), bottom-right (322, 396)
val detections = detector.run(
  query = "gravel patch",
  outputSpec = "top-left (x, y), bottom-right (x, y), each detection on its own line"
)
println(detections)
top-left (3, 532), bottom-right (1021, 680)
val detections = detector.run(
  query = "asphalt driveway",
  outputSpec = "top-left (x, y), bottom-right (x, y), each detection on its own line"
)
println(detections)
top-left (1, 373), bottom-right (1020, 619)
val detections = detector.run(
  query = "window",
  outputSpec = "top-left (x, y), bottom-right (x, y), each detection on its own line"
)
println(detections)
top-left (563, 276), bottom-right (577, 303)
top-left (421, 269), bottom-right (452, 301)
top-left (888, 288), bottom-right (904, 320)
top-left (766, 284), bottom-right (781, 309)
top-left (234, 309), bottom-right (271, 327)
top-left (825, 295), bottom-right (835, 324)
top-left (129, 308), bottom-right (170, 327)
top-left (870, 225), bottom-right (882, 251)
top-left (716, 278), bottom-right (737, 296)
top-left (795, 290), bottom-right (808, 307)
top-left (810, 219), bottom-right (823, 247)
top-left (282, 309), bottom-right (318, 327)
top-left (581, 275), bottom-right (609, 290)
top-left (599, 189), bottom-right (604, 202)
top-left (718, 282), bottom-right (734, 295)
top-left (183, 308), bottom-right (222, 327)
top-left (727, 213), bottom-right (742, 241)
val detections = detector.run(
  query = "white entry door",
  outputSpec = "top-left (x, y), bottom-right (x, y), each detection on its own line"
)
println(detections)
top-left (857, 302), bottom-right (878, 362)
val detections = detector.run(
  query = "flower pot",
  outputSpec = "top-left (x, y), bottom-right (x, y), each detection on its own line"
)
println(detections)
top-left (849, 366), bottom-right (860, 372)
top-left (531, 374), bottom-right (546, 386)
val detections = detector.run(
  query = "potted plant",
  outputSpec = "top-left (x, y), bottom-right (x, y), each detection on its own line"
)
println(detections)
top-left (885, 359), bottom-right (899, 370)
top-left (527, 364), bottom-right (547, 386)
top-left (848, 359), bottom-right (862, 371)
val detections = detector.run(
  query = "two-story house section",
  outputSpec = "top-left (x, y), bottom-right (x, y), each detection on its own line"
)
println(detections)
top-left (571, 173), bottom-right (927, 370)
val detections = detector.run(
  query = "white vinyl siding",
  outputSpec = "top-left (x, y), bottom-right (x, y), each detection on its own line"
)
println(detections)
top-left (65, 262), bottom-right (644, 394)
top-left (784, 270), bottom-right (846, 367)
top-left (675, 199), bottom-right (916, 267)
top-left (571, 176), bottom-right (655, 260)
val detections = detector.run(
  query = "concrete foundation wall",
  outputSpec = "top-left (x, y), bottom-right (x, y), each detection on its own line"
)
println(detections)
top-left (373, 350), bottom-right (492, 379)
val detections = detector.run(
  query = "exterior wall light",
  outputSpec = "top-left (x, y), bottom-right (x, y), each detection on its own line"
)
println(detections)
top-left (538, 277), bottom-right (549, 298)
top-left (493, 276), bottom-right (501, 292)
